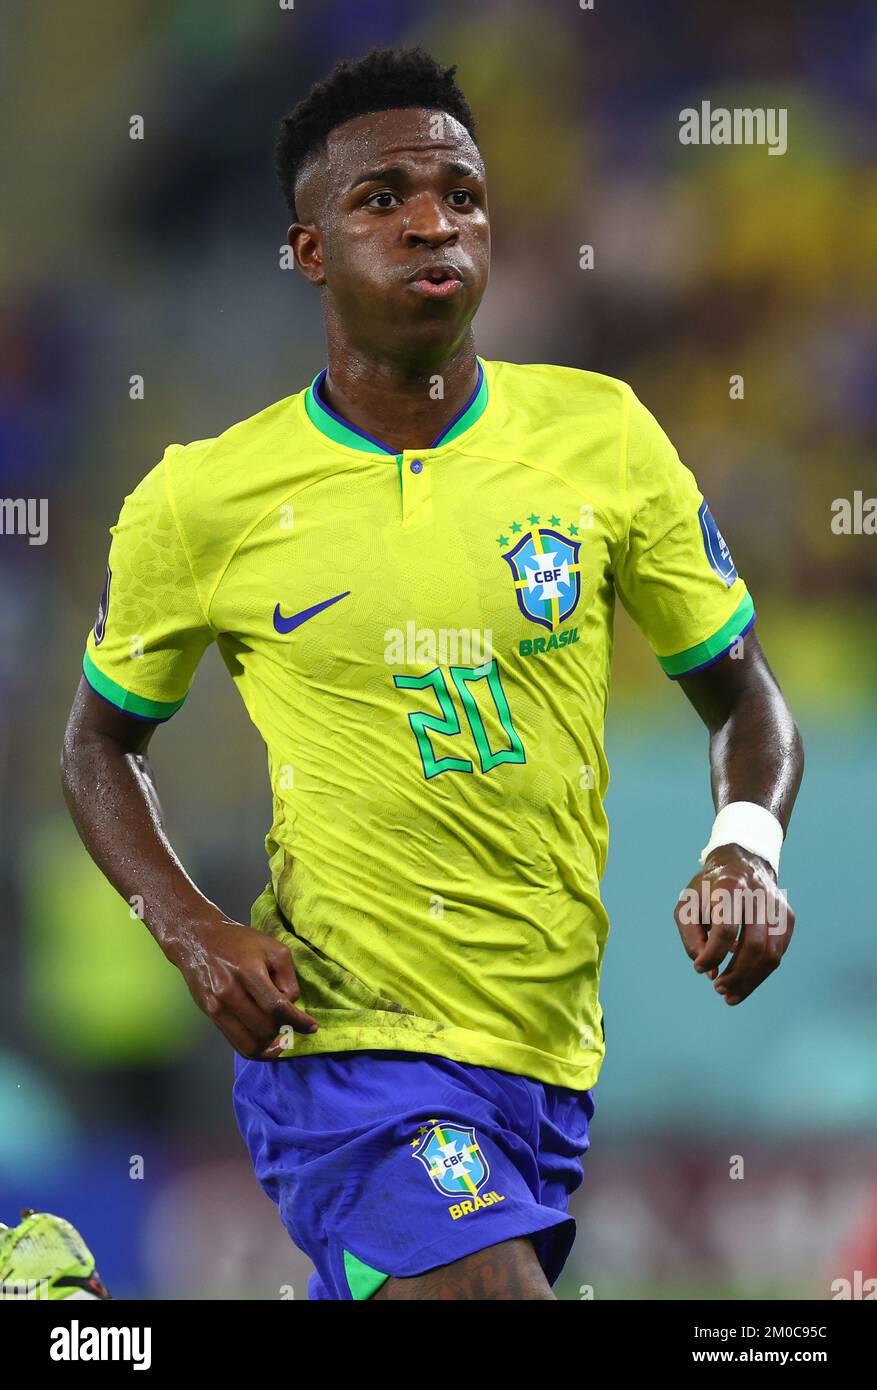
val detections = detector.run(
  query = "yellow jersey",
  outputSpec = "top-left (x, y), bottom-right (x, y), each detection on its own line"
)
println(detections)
top-left (83, 358), bottom-right (754, 1088)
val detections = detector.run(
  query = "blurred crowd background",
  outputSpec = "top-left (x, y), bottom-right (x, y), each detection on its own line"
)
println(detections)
top-left (1, 0), bottom-right (875, 1298)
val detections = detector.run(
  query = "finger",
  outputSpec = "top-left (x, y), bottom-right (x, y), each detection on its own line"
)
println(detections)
top-left (263, 945), bottom-right (319, 1030)
top-left (673, 890), bottom-right (709, 963)
top-left (715, 892), bottom-right (794, 1002)
top-left (713, 917), bottom-right (770, 1002)
top-left (676, 878), bottom-right (740, 973)
top-left (692, 919), bottom-right (739, 972)
top-left (676, 917), bottom-right (709, 964)
top-left (259, 1027), bottom-right (296, 1061)
top-left (210, 977), bottom-right (285, 1045)
top-left (211, 1010), bottom-right (263, 1060)
top-left (242, 958), bottom-right (318, 1034)
top-left (691, 870), bottom-right (756, 972)
top-left (765, 894), bottom-right (796, 952)
top-left (264, 943), bottom-right (301, 999)
top-left (717, 913), bottom-right (793, 1003)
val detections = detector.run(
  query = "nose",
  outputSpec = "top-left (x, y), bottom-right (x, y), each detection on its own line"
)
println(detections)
top-left (401, 191), bottom-right (459, 248)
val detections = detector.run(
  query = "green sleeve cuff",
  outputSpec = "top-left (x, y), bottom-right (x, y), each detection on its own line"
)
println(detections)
top-left (659, 592), bottom-right (756, 678)
top-left (82, 650), bottom-right (187, 721)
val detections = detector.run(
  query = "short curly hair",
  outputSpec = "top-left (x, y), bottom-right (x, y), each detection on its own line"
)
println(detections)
top-left (275, 46), bottom-right (478, 220)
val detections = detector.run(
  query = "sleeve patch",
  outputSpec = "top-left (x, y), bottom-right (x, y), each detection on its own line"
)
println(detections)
top-left (93, 565), bottom-right (111, 646)
top-left (698, 500), bottom-right (737, 587)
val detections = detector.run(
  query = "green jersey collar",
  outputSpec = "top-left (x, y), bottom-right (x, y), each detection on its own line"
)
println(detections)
top-left (304, 357), bottom-right (488, 455)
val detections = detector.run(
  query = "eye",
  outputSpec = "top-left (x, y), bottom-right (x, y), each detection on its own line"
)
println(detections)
top-left (363, 190), bottom-right (401, 209)
top-left (447, 189), bottom-right (477, 207)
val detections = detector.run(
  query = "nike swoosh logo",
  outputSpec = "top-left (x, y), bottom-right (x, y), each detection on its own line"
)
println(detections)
top-left (273, 590), bottom-right (350, 634)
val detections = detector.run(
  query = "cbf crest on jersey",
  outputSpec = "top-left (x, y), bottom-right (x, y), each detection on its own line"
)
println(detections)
top-left (502, 522), bottom-right (582, 631)
top-left (412, 1121), bottom-right (489, 1198)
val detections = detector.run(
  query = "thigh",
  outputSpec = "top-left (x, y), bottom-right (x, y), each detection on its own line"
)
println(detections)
top-left (373, 1235), bottom-right (555, 1301)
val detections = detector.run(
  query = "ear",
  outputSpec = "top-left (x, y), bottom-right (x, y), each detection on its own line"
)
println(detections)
top-left (288, 223), bottom-right (326, 286)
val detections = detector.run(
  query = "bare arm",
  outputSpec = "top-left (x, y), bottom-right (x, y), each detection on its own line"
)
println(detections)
top-left (678, 630), bottom-right (803, 831)
top-left (61, 678), bottom-right (317, 1056)
top-left (673, 631), bottom-right (804, 1005)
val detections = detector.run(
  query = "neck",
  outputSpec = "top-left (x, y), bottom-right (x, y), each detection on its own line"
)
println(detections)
top-left (320, 333), bottom-right (480, 454)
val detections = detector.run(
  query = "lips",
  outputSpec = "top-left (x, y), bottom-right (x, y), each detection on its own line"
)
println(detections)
top-left (406, 262), bottom-right (465, 298)
top-left (406, 262), bottom-right (463, 284)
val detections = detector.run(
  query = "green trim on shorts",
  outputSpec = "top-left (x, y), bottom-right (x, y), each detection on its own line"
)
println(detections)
top-left (343, 1249), bottom-right (389, 1300)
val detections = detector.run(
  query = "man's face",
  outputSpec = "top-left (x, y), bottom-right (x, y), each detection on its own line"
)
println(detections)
top-left (291, 106), bottom-right (490, 362)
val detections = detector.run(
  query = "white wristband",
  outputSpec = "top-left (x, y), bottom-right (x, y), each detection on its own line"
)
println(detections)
top-left (699, 801), bottom-right (783, 878)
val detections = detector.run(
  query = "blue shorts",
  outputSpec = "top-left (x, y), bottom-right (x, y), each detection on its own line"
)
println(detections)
top-left (232, 1049), bottom-right (596, 1300)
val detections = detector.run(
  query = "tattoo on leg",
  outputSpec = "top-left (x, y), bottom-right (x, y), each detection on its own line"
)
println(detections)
top-left (372, 1236), bottom-right (556, 1301)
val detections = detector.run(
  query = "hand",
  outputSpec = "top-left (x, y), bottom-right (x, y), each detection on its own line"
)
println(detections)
top-left (164, 912), bottom-right (318, 1058)
top-left (673, 844), bottom-right (795, 1006)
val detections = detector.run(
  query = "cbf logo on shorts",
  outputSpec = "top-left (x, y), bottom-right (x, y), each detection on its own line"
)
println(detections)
top-left (698, 500), bottom-right (737, 587)
top-left (502, 522), bottom-right (582, 632)
top-left (412, 1121), bottom-right (489, 1197)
